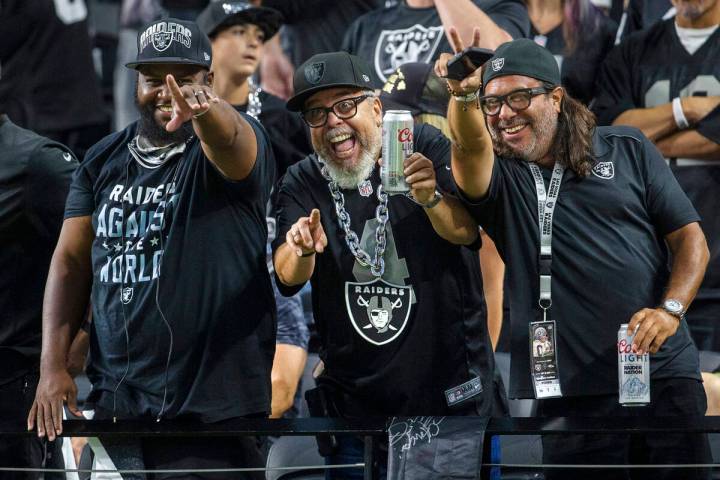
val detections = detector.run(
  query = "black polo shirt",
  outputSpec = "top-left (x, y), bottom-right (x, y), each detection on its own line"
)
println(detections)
top-left (459, 126), bottom-right (701, 398)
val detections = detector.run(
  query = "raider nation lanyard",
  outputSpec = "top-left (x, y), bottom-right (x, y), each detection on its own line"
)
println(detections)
top-left (528, 162), bottom-right (565, 399)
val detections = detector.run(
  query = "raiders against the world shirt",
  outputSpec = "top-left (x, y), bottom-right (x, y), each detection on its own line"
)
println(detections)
top-left (272, 124), bottom-right (504, 418)
top-left (341, 0), bottom-right (529, 84)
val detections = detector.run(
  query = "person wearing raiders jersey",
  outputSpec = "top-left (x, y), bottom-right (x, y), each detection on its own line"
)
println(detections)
top-left (440, 34), bottom-right (710, 479)
top-left (27, 19), bottom-right (274, 479)
top-left (593, 0), bottom-right (720, 351)
top-left (341, 0), bottom-right (530, 84)
top-left (273, 51), bottom-right (506, 478)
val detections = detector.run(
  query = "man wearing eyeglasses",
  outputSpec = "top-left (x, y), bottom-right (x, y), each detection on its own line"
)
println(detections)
top-left (439, 33), bottom-right (710, 479)
top-left (272, 51), bottom-right (507, 478)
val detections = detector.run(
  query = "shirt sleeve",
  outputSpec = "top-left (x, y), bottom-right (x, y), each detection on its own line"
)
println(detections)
top-left (26, 144), bottom-right (78, 235)
top-left (273, 278), bottom-right (310, 349)
top-left (414, 124), bottom-right (455, 194)
top-left (478, 0), bottom-right (530, 39)
top-left (592, 41), bottom-right (639, 126)
top-left (639, 133), bottom-right (700, 234)
top-left (452, 156), bottom-right (505, 243)
top-left (64, 156), bottom-right (97, 219)
top-left (696, 104), bottom-right (720, 145)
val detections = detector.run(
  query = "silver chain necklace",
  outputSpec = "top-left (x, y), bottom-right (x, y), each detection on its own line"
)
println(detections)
top-left (246, 77), bottom-right (262, 120)
top-left (320, 163), bottom-right (389, 277)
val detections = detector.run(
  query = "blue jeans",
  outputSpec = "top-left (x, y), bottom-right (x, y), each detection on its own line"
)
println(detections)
top-left (325, 436), bottom-right (386, 480)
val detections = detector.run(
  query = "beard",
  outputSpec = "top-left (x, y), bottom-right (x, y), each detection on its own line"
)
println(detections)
top-left (488, 106), bottom-right (558, 163)
top-left (316, 125), bottom-right (381, 189)
top-left (134, 91), bottom-right (194, 146)
top-left (674, 0), bottom-right (715, 20)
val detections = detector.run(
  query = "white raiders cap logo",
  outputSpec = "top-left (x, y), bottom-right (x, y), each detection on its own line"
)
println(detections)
top-left (592, 161), bottom-right (614, 179)
top-left (374, 24), bottom-right (444, 82)
top-left (140, 21), bottom-right (193, 53)
top-left (491, 57), bottom-right (505, 72)
top-left (345, 278), bottom-right (413, 345)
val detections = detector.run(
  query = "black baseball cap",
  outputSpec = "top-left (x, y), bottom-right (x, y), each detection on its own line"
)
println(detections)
top-left (287, 51), bottom-right (375, 112)
top-left (197, 1), bottom-right (282, 39)
top-left (482, 38), bottom-right (561, 89)
top-left (126, 18), bottom-right (212, 70)
top-left (379, 62), bottom-right (449, 117)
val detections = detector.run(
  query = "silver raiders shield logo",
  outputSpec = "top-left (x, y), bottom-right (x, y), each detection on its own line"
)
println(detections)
top-left (374, 24), bottom-right (444, 82)
top-left (592, 161), bottom-right (615, 179)
top-left (345, 278), bottom-right (413, 346)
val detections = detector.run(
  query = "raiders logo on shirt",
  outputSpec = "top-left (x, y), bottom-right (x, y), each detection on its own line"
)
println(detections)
top-left (374, 24), bottom-right (444, 82)
top-left (592, 161), bottom-right (615, 179)
top-left (345, 278), bottom-right (413, 346)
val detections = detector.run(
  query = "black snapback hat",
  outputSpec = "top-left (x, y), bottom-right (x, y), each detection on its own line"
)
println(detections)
top-left (380, 62), bottom-right (449, 117)
top-left (126, 18), bottom-right (212, 70)
top-left (197, 1), bottom-right (283, 39)
top-left (482, 38), bottom-right (561, 89)
top-left (286, 51), bottom-right (375, 112)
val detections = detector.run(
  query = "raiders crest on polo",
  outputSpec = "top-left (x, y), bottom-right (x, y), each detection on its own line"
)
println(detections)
top-left (345, 279), bottom-right (412, 346)
top-left (592, 161), bottom-right (615, 179)
top-left (140, 21), bottom-right (193, 53)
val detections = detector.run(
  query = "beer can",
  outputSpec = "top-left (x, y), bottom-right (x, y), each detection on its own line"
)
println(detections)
top-left (381, 110), bottom-right (413, 194)
top-left (617, 324), bottom-right (650, 406)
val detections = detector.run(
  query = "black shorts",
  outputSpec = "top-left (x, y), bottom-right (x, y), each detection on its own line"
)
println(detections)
top-left (537, 377), bottom-right (710, 480)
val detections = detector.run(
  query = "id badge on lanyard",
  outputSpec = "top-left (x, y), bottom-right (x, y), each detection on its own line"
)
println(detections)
top-left (528, 163), bottom-right (565, 399)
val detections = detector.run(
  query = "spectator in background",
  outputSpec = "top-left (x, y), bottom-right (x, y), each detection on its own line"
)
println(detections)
top-left (379, 61), bottom-right (506, 350)
top-left (342, 0), bottom-right (530, 85)
top-left (525, 0), bottom-right (618, 105)
top-left (0, 0), bottom-right (109, 160)
top-left (198, 0), bottom-right (311, 177)
top-left (593, 0), bottom-right (720, 349)
top-left (619, 0), bottom-right (674, 39)
top-left (0, 95), bottom-right (79, 478)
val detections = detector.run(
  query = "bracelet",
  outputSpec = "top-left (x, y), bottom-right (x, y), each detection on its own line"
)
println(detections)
top-left (453, 91), bottom-right (479, 103)
top-left (405, 190), bottom-right (443, 209)
top-left (193, 107), bottom-right (211, 119)
top-left (672, 97), bottom-right (690, 130)
top-left (299, 250), bottom-right (316, 258)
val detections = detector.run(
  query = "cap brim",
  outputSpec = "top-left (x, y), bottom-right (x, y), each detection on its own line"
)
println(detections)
top-left (126, 58), bottom-right (211, 70)
top-left (286, 82), bottom-right (370, 112)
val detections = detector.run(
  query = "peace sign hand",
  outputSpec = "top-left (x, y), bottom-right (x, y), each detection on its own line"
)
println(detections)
top-left (434, 27), bottom-right (484, 95)
top-left (165, 74), bottom-right (221, 132)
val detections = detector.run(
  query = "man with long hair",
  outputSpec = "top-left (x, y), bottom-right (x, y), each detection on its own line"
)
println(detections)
top-left (439, 32), bottom-right (710, 479)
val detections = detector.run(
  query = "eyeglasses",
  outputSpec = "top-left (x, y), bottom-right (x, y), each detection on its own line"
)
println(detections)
top-left (301, 94), bottom-right (373, 128)
top-left (479, 87), bottom-right (551, 116)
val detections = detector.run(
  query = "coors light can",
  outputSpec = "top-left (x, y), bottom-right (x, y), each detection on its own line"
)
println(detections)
top-left (381, 110), bottom-right (413, 194)
top-left (618, 324), bottom-right (650, 406)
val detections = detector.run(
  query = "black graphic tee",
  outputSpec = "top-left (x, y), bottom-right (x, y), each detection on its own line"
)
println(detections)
top-left (341, 0), bottom-right (530, 84)
top-left (0, 115), bottom-right (78, 383)
top-left (273, 124), bottom-right (501, 418)
top-left (530, 15), bottom-right (617, 105)
top-left (64, 114), bottom-right (276, 421)
top-left (235, 91), bottom-right (311, 179)
top-left (458, 126), bottom-right (701, 398)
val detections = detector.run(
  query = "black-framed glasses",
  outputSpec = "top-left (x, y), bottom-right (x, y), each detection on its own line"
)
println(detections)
top-left (479, 87), bottom-right (551, 116)
top-left (301, 94), bottom-right (373, 128)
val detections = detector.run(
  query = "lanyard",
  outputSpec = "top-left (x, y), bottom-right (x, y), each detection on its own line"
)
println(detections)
top-left (528, 162), bottom-right (565, 321)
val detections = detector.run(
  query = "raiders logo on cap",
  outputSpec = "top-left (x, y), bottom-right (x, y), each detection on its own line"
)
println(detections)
top-left (491, 57), bottom-right (505, 72)
top-left (305, 62), bottom-right (325, 85)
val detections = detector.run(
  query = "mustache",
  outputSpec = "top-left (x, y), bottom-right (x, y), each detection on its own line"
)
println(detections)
top-left (497, 119), bottom-right (528, 129)
top-left (324, 127), bottom-right (355, 142)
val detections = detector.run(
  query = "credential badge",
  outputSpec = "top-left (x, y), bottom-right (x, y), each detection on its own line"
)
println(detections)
top-left (592, 161), bottom-right (615, 179)
top-left (305, 62), bottom-right (325, 85)
top-left (491, 57), bottom-right (505, 72)
top-left (345, 278), bottom-right (413, 346)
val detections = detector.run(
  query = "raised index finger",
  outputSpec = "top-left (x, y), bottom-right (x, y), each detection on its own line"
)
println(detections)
top-left (166, 74), bottom-right (188, 107)
top-left (448, 27), bottom-right (465, 54)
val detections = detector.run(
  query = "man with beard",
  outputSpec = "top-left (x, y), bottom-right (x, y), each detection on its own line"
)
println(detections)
top-left (272, 51), bottom-right (506, 478)
top-left (438, 32), bottom-right (710, 479)
top-left (27, 18), bottom-right (274, 479)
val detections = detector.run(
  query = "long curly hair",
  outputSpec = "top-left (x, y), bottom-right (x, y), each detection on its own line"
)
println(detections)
top-left (547, 83), bottom-right (596, 177)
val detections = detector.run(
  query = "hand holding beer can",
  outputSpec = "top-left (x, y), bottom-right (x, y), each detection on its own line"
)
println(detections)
top-left (618, 324), bottom-right (651, 406)
top-left (381, 110), bottom-right (413, 194)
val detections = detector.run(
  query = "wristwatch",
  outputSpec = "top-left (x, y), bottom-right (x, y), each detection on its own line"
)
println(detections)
top-left (662, 299), bottom-right (685, 320)
top-left (422, 190), bottom-right (444, 209)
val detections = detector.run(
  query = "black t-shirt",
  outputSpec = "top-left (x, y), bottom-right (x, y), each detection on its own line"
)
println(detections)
top-left (0, 0), bottom-right (107, 132)
top-left (64, 114), bottom-right (276, 421)
top-left (235, 91), bottom-right (312, 180)
top-left (530, 16), bottom-right (617, 105)
top-left (0, 115), bottom-right (77, 383)
top-left (459, 126), bottom-right (701, 398)
top-left (341, 0), bottom-right (530, 84)
top-left (272, 124), bottom-right (501, 417)
top-left (621, 0), bottom-right (674, 39)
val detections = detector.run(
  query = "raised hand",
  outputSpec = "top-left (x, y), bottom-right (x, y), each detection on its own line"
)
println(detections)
top-left (434, 27), bottom-right (484, 95)
top-left (286, 209), bottom-right (328, 257)
top-left (165, 74), bottom-right (220, 132)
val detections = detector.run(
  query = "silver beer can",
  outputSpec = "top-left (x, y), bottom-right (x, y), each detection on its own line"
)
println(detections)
top-left (618, 324), bottom-right (651, 406)
top-left (381, 110), bottom-right (413, 194)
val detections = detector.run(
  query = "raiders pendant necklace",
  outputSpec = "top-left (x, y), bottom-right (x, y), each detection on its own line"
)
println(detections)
top-left (320, 164), bottom-right (389, 277)
top-left (246, 77), bottom-right (262, 120)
